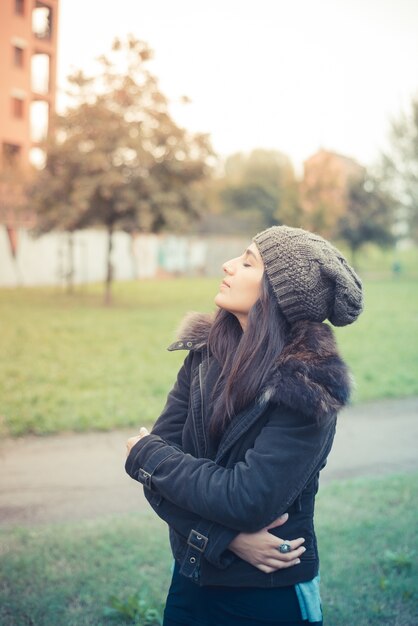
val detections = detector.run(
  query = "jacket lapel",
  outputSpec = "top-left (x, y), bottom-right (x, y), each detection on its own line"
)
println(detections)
top-left (214, 396), bottom-right (270, 464)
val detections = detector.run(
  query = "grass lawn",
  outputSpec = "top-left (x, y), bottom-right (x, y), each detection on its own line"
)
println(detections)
top-left (0, 472), bottom-right (416, 626)
top-left (1, 275), bottom-right (418, 436)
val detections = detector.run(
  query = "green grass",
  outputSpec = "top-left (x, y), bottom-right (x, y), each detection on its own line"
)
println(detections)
top-left (334, 278), bottom-right (418, 402)
top-left (0, 472), bottom-right (416, 625)
top-left (0, 279), bottom-right (215, 437)
top-left (338, 241), bottom-right (418, 279)
top-left (0, 513), bottom-right (171, 626)
top-left (1, 275), bottom-right (418, 436)
top-left (318, 473), bottom-right (417, 626)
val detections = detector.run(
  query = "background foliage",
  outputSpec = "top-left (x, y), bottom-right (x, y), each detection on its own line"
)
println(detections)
top-left (1, 247), bottom-right (417, 437)
top-left (30, 36), bottom-right (213, 302)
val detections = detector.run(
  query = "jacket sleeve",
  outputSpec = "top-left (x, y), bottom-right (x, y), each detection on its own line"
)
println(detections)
top-left (126, 408), bottom-right (336, 533)
top-left (136, 350), bottom-right (239, 567)
top-left (143, 488), bottom-right (238, 569)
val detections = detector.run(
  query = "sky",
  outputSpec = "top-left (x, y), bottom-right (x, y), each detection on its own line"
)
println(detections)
top-left (57, 0), bottom-right (418, 174)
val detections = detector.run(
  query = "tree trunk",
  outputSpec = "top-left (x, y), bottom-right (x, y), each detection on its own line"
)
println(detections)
top-left (5, 225), bottom-right (23, 286)
top-left (104, 225), bottom-right (113, 305)
top-left (67, 232), bottom-right (74, 294)
top-left (130, 232), bottom-right (138, 279)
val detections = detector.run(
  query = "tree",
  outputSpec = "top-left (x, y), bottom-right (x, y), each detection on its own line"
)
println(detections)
top-left (300, 150), bottom-right (364, 239)
top-left (215, 149), bottom-right (300, 234)
top-left (31, 36), bottom-right (213, 303)
top-left (336, 174), bottom-right (395, 268)
top-left (0, 156), bottom-right (31, 285)
top-left (30, 126), bottom-right (87, 291)
top-left (379, 96), bottom-right (418, 242)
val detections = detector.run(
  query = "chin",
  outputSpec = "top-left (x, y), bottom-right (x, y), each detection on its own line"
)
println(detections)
top-left (214, 292), bottom-right (225, 308)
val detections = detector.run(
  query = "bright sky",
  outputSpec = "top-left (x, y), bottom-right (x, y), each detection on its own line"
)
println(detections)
top-left (57, 0), bottom-right (418, 174)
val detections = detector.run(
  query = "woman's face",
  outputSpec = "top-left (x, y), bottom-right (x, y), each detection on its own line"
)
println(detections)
top-left (214, 242), bottom-right (264, 329)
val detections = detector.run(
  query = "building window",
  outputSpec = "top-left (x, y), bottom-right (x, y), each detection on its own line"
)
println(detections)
top-left (31, 53), bottom-right (50, 94)
top-left (32, 2), bottom-right (53, 40)
top-left (29, 147), bottom-right (46, 170)
top-left (2, 143), bottom-right (22, 168)
top-left (15, 0), bottom-right (25, 15)
top-left (13, 46), bottom-right (24, 67)
top-left (12, 97), bottom-right (25, 118)
top-left (30, 100), bottom-right (49, 142)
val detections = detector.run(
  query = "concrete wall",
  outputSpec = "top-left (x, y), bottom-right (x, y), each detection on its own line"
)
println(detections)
top-left (0, 226), bottom-right (249, 286)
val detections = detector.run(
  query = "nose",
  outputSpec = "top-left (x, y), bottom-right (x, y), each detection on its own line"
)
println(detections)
top-left (222, 258), bottom-right (234, 275)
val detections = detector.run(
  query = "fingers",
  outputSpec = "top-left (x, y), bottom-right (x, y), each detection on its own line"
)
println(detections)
top-left (274, 543), bottom-right (306, 562)
top-left (256, 556), bottom-right (302, 574)
top-left (253, 537), bottom-right (306, 573)
top-left (278, 537), bottom-right (305, 553)
top-left (265, 513), bottom-right (289, 530)
top-left (126, 428), bottom-right (150, 456)
top-left (126, 436), bottom-right (139, 457)
top-left (126, 433), bottom-right (144, 457)
top-left (273, 540), bottom-right (305, 565)
top-left (127, 435), bottom-right (141, 447)
top-left (255, 545), bottom-right (306, 573)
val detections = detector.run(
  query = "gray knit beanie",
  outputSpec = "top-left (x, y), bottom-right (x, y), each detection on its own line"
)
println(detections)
top-left (253, 225), bottom-right (363, 326)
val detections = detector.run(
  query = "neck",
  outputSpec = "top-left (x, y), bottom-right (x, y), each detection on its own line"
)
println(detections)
top-left (234, 313), bottom-right (248, 331)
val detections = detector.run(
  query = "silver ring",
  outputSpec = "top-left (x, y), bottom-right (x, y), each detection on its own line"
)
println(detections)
top-left (279, 541), bottom-right (292, 554)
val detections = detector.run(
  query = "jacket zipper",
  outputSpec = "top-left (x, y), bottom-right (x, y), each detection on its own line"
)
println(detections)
top-left (198, 363), bottom-right (207, 456)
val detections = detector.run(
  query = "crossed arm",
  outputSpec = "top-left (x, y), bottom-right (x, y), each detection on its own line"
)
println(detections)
top-left (125, 354), bottom-right (329, 572)
top-left (127, 427), bottom-right (305, 573)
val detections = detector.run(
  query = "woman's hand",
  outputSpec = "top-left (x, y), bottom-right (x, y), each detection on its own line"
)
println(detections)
top-left (126, 427), bottom-right (150, 457)
top-left (228, 513), bottom-right (306, 573)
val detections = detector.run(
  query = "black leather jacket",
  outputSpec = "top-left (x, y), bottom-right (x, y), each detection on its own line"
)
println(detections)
top-left (126, 314), bottom-right (351, 587)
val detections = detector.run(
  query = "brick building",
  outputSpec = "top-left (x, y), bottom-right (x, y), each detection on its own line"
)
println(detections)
top-left (301, 149), bottom-right (365, 237)
top-left (0, 0), bottom-right (59, 230)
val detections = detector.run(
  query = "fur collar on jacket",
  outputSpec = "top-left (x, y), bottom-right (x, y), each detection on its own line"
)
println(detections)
top-left (173, 312), bottom-right (352, 421)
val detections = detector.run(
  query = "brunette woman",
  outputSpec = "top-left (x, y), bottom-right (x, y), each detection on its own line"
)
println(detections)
top-left (126, 225), bottom-right (363, 626)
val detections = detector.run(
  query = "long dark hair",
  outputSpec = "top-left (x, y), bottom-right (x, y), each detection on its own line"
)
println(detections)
top-left (208, 272), bottom-right (290, 438)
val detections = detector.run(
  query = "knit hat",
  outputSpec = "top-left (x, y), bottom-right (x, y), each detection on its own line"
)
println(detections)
top-left (253, 226), bottom-right (363, 327)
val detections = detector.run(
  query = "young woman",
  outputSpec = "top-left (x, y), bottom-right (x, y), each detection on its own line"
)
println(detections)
top-left (126, 225), bottom-right (363, 626)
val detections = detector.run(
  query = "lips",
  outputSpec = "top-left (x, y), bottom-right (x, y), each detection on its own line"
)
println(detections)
top-left (221, 280), bottom-right (230, 288)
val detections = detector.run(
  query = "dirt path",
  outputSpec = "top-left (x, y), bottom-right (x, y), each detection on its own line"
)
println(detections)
top-left (1, 397), bottom-right (417, 527)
